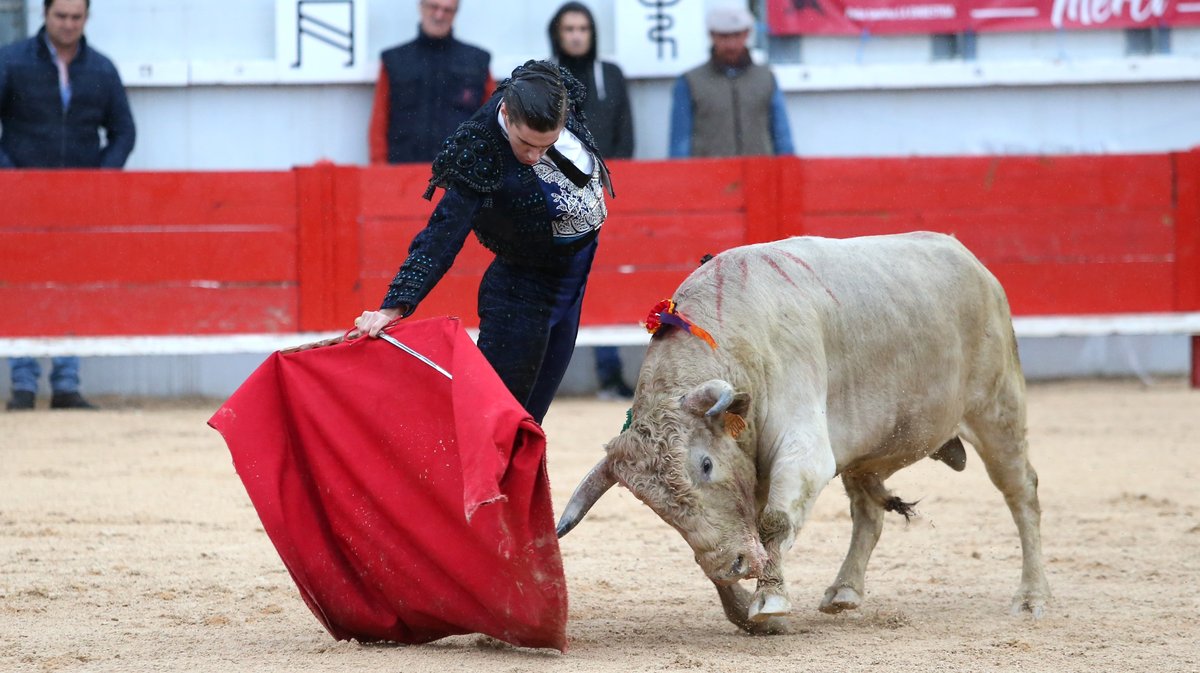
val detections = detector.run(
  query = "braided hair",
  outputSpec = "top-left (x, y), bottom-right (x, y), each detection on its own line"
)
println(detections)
top-left (498, 60), bottom-right (588, 132)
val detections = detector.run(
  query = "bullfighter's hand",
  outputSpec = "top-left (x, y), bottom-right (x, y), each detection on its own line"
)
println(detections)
top-left (350, 308), bottom-right (403, 339)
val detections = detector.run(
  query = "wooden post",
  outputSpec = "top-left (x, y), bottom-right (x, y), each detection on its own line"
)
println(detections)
top-left (1173, 149), bottom-right (1200, 388)
top-left (1192, 335), bottom-right (1200, 389)
top-left (295, 162), bottom-right (360, 332)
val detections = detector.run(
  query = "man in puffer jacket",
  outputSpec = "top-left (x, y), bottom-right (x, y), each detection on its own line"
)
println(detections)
top-left (1, 0), bottom-right (135, 411)
top-left (0, 0), bottom-right (135, 169)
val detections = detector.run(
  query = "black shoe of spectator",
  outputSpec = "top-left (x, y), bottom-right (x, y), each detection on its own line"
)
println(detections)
top-left (50, 392), bottom-right (99, 410)
top-left (6, 390), bottom-right (35, 411)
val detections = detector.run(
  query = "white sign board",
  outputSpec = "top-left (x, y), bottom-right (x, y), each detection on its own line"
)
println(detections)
top-left (275, 0), bottom-right (370, 82)
top-left (615, 0), bottom-right (709, 78)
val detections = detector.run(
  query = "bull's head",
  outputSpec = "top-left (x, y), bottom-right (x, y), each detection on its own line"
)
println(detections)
top-left (557, 379), bottom-right (767, 584)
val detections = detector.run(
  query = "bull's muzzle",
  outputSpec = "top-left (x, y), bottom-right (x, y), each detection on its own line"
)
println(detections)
top-left (698, 543), bottom-right (768, 585)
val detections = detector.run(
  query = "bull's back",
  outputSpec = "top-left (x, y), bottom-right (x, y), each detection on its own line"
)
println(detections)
top-left (679, 232), bottom-right (1010, 341)
top-left (675, 232), bottom-right (1019, 463)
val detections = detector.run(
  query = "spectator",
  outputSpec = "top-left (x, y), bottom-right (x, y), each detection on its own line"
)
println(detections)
top-left (2, 0), bottom-right (135, 411)
top-left (547, 1), bottom-right (634, 401)
top-left (353, 61), bottom-right (614, 425)
top-left (368, 0), bottom-right (495, 165)
top-left (668, 5), bottom-right (793, 158)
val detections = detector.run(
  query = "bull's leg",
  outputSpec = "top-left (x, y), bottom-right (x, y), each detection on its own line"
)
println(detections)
top-left (713, 581), bottom-right (788, 635)
top-left (747, 509), bottom-right (792, 622)
top-left (963, 375), bottom-right (1050, 618)
top-left (819, 471), bottom-right (893, 613)
top-left (748, 439), bottom-right (836, 622)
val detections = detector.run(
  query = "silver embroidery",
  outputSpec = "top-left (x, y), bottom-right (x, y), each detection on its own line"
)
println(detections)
top-left (533, 162), bottom-right (608, 239)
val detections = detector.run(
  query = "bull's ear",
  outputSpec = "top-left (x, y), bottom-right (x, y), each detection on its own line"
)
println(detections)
top-left (728, 391), bottom-right (751, 418)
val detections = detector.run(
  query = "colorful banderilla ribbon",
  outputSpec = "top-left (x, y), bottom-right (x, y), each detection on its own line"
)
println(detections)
top-left (644, 299), bottom-right (718, 350)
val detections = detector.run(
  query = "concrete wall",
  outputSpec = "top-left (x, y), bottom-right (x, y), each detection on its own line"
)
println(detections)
top-left (6, 1), bottom-right (1200, 169)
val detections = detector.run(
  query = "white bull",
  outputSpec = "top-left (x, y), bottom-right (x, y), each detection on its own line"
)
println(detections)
top-left (557, 232), bottom-right (1049, 633)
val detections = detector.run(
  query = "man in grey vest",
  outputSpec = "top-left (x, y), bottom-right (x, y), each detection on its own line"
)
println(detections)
top-left (668, 5), bottom-right (793, 158)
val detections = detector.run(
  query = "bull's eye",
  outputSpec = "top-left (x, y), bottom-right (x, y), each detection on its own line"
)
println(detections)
top-left (701, 456), bottom-right (713, 477)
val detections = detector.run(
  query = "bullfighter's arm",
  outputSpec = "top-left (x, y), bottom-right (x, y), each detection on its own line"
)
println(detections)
top-left (380, 184), bottom-right (483, 316)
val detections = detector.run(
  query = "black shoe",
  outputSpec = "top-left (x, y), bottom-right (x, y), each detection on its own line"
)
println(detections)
top-left (50, 392), bottom-right (99, 410)
top-left (6, 390), bottom-right (35, 411)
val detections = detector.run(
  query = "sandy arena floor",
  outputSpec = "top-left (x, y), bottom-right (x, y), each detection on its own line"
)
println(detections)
top-left (2, 379), bottom-right (1198, 673)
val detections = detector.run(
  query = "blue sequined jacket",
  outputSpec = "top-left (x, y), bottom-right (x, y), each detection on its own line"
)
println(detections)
top-left (381, 78), bottom-right (611, 315)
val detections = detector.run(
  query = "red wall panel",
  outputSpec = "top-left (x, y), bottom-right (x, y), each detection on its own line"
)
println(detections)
top-left (0, 151), bottom-right (1195, 338)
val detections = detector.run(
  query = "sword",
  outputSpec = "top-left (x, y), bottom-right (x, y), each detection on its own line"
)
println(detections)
top-left (378, 332), bottom-right (454, 380)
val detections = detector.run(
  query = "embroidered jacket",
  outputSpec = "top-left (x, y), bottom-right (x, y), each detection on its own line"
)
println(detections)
top-left (382, 69), bottom-right (612, 315)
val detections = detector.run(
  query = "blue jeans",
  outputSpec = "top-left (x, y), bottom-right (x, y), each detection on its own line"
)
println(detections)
top-left (8, 357), bottom-right (81, 394)
top-left (476, 242), bottom-right (597, 424)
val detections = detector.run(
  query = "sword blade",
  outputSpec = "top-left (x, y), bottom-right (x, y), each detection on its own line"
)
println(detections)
top-left (377, 333), bottom-right (454, 380)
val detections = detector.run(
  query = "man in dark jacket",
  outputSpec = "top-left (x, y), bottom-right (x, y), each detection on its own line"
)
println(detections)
top-left (0, 0), bottom-right (135, 168)
top-left (548, 2), bottom-right (636, 400)
top-left (368, 0), bottom-right (494, 164)
top-left (1, 0), bottom-right (135, 411)
top-left (548, 2), bottom-right (633, 161)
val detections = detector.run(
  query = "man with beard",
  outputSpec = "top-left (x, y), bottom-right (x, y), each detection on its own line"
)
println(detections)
top-left (669, 5), bottom-right (793, 158)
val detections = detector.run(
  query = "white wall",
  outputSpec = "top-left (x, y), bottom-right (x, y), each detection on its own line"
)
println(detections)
top-left (11, 1), bottom-right (1200, 169)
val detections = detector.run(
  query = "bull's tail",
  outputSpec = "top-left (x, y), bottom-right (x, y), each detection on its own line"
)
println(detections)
top-left (883, 495), bottom-right (919, 521)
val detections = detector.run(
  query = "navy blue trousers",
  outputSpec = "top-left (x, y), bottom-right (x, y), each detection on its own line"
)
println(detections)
top-left (476, 241), bottom-right (597, 424)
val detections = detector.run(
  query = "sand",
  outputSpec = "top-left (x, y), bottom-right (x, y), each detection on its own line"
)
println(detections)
top-left (2, 379), bottom-right (1198, 673)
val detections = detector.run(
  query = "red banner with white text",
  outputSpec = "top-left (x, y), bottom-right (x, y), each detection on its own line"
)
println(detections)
top-left (768, 0), bottom-right (1200, 35)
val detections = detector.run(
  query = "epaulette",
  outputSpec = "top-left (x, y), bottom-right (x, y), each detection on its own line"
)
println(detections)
top-left (423, 121), bottom-right (505, 200)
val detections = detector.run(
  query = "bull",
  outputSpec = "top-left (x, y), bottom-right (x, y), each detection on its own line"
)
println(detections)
top-left (557, 232), bottom-right (1049, 633)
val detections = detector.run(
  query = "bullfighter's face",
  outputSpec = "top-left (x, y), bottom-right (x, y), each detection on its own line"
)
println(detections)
top-left (500, 102), bottom-right (563, 166)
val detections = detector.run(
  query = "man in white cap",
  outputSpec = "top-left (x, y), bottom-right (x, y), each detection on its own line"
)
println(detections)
top-left (668, 4), bottom-right (793, 158)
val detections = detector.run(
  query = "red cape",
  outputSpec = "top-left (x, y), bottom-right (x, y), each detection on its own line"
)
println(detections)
top-left (208, 317), bottom-right (568, 651)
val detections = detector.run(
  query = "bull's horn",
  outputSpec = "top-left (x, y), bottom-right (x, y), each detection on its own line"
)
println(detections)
top-left (556, 457), bottom-right (616, 538)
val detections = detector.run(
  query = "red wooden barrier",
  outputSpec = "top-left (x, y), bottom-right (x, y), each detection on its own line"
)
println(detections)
top-left (0, 150), bottom-right (1196, 338)
top-left (0, 170), bottom-right (298, 336)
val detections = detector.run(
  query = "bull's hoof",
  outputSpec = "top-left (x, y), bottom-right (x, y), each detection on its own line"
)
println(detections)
top-left (818, 584), bottom-right (862, 614)
top-left (747, 591), bottom-right (791, 623)
top-left (739, 615), bottom-right (789, 636)
top-left (1010, 590), bottom-right (1049, 619)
